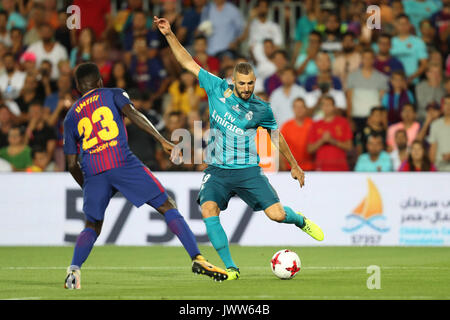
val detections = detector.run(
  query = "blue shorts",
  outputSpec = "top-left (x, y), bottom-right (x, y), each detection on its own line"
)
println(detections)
top-left (82, 163), bottom-right (168, 222)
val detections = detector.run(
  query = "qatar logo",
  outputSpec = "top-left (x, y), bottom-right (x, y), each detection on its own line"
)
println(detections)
top-left (342, 178), bottom-right (389, 233)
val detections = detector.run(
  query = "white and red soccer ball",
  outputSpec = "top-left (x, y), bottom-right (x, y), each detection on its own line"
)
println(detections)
top-left (270, 249), bottom-right (301, 279)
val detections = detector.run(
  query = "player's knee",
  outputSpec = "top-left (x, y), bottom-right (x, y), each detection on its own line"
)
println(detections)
top-left (201, 202), bottom-right (220, 218)
top-left (269, 209), bottom-right (286, 223)
top-left (86, 220), bottom-right (103, 236)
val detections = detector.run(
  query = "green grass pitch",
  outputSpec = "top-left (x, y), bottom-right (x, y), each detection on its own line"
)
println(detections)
top-left (1, 246), bottom-right (449, 300)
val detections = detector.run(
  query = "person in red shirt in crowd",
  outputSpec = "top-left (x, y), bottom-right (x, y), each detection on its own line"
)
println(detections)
top-left (399, 140), bottom-right (437, 171)
top-left (280, 97), bottom-right (314, 171)
top-left (192, 35), bottom-right (220, 76)
top-left (307, 95), bottom-right (353, 171)
top-left (73, 0), bottom-right (112, 40)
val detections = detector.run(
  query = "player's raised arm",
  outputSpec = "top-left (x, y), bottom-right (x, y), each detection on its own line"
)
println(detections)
top-left (154, 16), bottom-right (200, 78)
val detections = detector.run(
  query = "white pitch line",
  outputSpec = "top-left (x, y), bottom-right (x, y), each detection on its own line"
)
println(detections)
top-left (1, 297), bottom-right (41, 300)
top-left (1, 266), bottom-right (449, 270)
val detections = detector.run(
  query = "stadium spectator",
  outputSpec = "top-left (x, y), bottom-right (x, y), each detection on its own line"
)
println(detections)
top-left (264, 49), bottom-right (288, 96)
top-left (304, 51), bottom-right (342, 92)
top-left (307, 95), bottom-right (353, 171)
top-left (122, 10), bottom-right (159, 53)
top-left (91, 41), bottom-right (113, 85)
top-left (429, 95), bottom-right (450, 171)
top-left (332, 32), bottom-right (361, 90)
top-left (390, 129), bottom-right (409, 171)
top-left (107, 61), bottom-right (135, 90)
top-left (241, 0), bottom-right (283, 65)
top-left (382, 70), bottom-right (415, 124)
top-left (420, 19), bottom-right (439, 53)
top-left (304, 76), bottom-right (347, 120)
top-left (186, 109), bottom-right (207, 171)
top-left (167, 69), bottom-right (206, 115)
top-left (10, 27), bottom-right (25, 61)
top-left (318, 12), bottom-right (344, 54)
top-left (415, 64), bottom-right (445, 123)
top-left (25, 102), bottom-right (56, 159)
top-left (73, 0), bottom-right (112, 40)
top-left (125, 90), bottom-right (161, 171)
top-left (399, 140), bottom-right (437, 171)
top-left (25, 23), bottom-right (68, 80)
top-left (198, 0), bottom-right (245, 56)
top-left (280, 97), bottom-right (314, 171)
top-left (2, 0), bottom-right (27, 31)
top-left (354, 134), bottom-right (393, 172)
top-left (19, 51), bottom-right (36, 75)
top-left (69, 27), bottom-right (95, 68)
top-left (15, 73), bottom-right (46, 117)
top-left (178, 0), bottom-right (207, 48)
top-left (0, 126), bottom-right (32, 171)
top-left (156, 110), bottom-right (189, 171)
top-left (128, 36), bottom-right (170, 111)
top-left (0, 9), bottom-right (11, 46)
top-left (23, 2), bottom-right (47, 46)
top-left (0, 52), bottom-right (26, 101)
top-left (390, 14), bottom-right (428, 85)
top-left (374, 33), bottom-right (405, 77)
top-left (403, 0), bottom-right (440, 36)
top-left (355, 106), bottom-right (387, 155)
top-left (113, 0), bottom-right (145, 34)
top-left (54, 9), bottom-right (72, 55)
top-left (430, 0), bottom-right (450, 51)
top-left (292, 0), bottom-right (320, 64)
top-left (416, 102), bottom-right (442, 141)
top-left (346, 49), bottom-right (389, 134)
top-left (295, 31), bottom-right (322, 85)
top-left (386, 103), bottom-right (420, 151)
top-left (26, 145), bottom-right (55, 172)
top-left (0, 103), bottom-right (13, 148)
top-left (269, 66), bottom-right (306, 127)
top-left (192, 35), bottom-right (220, 76)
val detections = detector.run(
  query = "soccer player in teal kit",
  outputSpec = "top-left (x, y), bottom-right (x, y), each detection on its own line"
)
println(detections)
top-left (63, 63), bottom-right (228, 289)
top-left (154, 16), bottom-right (324, 280)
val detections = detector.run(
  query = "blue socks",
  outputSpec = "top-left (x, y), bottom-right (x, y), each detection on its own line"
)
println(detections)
top-left (164, 209), bottom-right (201, 259)
top-left (71, 227), bottom-right (98, 268)
top-left (203, 216), bottom-right (237, 269)
top-left (282, 206), bottom-right (305, 228)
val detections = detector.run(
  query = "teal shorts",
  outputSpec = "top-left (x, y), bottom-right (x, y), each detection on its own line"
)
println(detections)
top-left (197, 165), bottom-right (280, 211)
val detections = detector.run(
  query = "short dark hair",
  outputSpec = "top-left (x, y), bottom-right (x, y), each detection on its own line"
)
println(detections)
top-left (397, 13), bottom-right (410, 21)
top-left (378, 33), bottom-right (392, 41)
top-left (0, 9), bottom-right (8, 18)
top-left (194, 34), bottom-right (207, 42)
top-left (31, 146), bottom-right (47, 159)
top-left (270, 49), bottom-right (288, 61)
top-left (233, 62), bottom-right (254, 77)
top-left (391, 70), bottom-right (406, 79)
top-left (75, 62), bottom-right (101, 87)
top-left (370, 106), bottom-right (385, 115)
top-left (368, 132), bottom-right (384, 141)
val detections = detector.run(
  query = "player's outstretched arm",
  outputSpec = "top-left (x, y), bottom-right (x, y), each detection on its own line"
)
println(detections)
top-left (270, 129), bottom-right (305, 188)
top-left (154, 16), bottom-right (200, 78)
top-left (122, 104), bottom-right (181, 162)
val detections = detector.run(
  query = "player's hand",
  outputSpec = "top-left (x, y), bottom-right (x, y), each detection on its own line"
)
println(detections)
top-left (162, 140), bottom-right (183, 165)
top-left (153, 16), bottom-right (172, 36)
top-left (291, 165), bottom-right (305, 188)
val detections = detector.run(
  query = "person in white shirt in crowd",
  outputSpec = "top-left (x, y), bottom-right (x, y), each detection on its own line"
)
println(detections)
top-left (390, 128), bottom-right (409, 171)
top-left (304, 77), bottom-right (347, 120)
top-left (346, 48), bottom-right (389, 133)
top-left (25, 23), bottom-right (68, 80)
top-left (0, 52), bottom-right (25, 102)
top-left (254, 39), bottom-right (277, 94)
top-left (244, 0), bottom-right (283, 63)
top-left (269, 66), bottom-right (307, 127)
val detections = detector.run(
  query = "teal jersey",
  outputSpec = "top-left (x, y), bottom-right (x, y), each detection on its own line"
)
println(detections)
top-left (198, 68), bottom-right (278, 169)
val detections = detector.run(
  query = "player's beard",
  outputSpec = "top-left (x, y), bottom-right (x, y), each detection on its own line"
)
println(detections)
top-left (236, 87), bottom-right (253, 100)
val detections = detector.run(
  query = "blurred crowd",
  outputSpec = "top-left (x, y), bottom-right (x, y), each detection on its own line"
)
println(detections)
top-left (0, 0), bottom-right (449, 173)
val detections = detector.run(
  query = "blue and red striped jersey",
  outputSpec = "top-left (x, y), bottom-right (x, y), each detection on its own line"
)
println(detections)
top-left (63, 87), bottom-right (140, 177)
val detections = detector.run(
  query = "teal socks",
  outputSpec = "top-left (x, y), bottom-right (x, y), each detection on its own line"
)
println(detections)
top-left (282, 206), bottom-right (305, 228)
top-left (203, 216), bottom-right (237, 269)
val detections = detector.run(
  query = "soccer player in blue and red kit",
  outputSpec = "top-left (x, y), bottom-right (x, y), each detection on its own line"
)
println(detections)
top-left (63, 62), bottom-right (227, 289)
